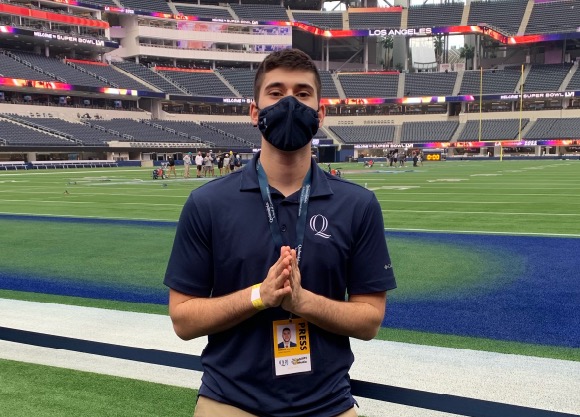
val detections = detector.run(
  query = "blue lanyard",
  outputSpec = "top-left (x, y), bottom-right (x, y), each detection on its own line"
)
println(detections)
top-left (256, 159), bottom-right (311, 265)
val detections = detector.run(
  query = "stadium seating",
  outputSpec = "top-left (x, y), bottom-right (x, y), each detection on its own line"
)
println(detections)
top-left (404, 72), bottom-right (457, 97)
top-left (524, 64), bottom-right (572, 93)
top-left (197, 0), bottom-right (224, 5)
top-left (458, 119), bottom-right (529, 140)
top-left (467, 0), bottom-right (527, 35)
top-left (320, 71), bottom-right (340, 98)
top-left (13, 116), bottom-right (117, 145)
top-left (0, 119), bottom-right (75, 146)
top-left (76, 0), bottom-right (115, 6)
top-left (217, 69), bottom-right (256, 98)
top-left (174, 4), bottom-right (234, 19)
top-left (329, 125), bottom-right (395, 144)
top-left (69, 61), bottom-right (155, 91)
top-left (401, 121), bottom-right (459, 143)
top-left (118, 0), bottom-right (172, 13)
top-left (87, 119), bottom-right (195, 143)
top-left (459, 68), bottom-right (521, 95)
top-left (10, 52), bottom-right (108, 87)
top-left (157, 69), bottom-right (235, 97)
top-left (407, 3), bottom-right (463, 27)
top-left (149, 120), bottom-right (247, 147)
top-left (0, 53), bottom-right (55, 82)
top-left (564, 67), bottom-right (580, 91)
top-left (201, 121), bottom-right (262, 146)
top-left (338, 73), bottom-right (399, 98)
top-left (230, 4), bottom-right (288, 21)
top-left (292, 11), bottom-right (343, 29)
top-left (0, 161), bottom-right (27, 170)
top-left (112, 61), bottom-right (187, 95)
top-left (524, 118), bottom-right (580, 139)
top-left (29, 160), bottom-right (118, 169)
top-left (348, 10), bottom-right (402, 30)
top-left (526, 0), bottom-right (580, 34)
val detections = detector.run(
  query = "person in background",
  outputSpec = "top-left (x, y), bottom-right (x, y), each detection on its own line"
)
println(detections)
top-left (216, 154), bottom-right (224, 176)
top-left (228, 151), bottom-right (235, 173)
top-left (203, 152), bottom-right (213, 178)
top-left (223, 153), bottom-right (231, 174)
top-left (167, 156), bottom-right (177, 178)
top-left (164, 49), bottom-right (396, 417)
top-left (183, 152), bottom-right (192, 178)
top-left (195, 151), bottom-right (204, 178)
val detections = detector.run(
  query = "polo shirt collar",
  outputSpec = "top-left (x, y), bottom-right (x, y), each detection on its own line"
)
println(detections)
top-left (240, 151), bottom-right (333, 198)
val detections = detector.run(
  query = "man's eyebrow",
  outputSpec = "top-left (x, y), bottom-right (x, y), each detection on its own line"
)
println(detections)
top-left (264, 82), bottom-right (314, 91)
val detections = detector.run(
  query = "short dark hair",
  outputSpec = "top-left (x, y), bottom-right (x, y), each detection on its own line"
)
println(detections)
top-left (254, 49), bottom-right (321, 105)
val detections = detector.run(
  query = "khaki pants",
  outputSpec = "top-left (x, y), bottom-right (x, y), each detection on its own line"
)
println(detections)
top-left (194, 396), bottom-right (358, 417)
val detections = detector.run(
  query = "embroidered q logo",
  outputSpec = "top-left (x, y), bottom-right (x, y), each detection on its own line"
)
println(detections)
top-left (309, 214), bottom-right (331, 239)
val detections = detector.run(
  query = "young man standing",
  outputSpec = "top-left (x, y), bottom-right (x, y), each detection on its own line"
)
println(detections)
top-left (164, 49), bottom-right (396, 417)
top-left (183, 152), bottom-right (192, 178)
top-left (195, 151), bottom-right (203, 178)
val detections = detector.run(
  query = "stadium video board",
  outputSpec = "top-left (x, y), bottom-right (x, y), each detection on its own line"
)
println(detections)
top-left (0, 77), bottom-right (165, 98)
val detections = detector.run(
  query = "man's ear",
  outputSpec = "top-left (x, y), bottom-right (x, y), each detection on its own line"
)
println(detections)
top-left (250, 101), bottom-right (259, 127)
top-left (317, 104), bottom-right (326, 128)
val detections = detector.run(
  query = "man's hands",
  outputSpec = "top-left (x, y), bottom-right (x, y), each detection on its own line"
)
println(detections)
top-left (280, 248), bottom-right (305, 313)
top-left (259, 246), bottom-right (292, 308)
top-left (259, 246), bottom-right (307, 312)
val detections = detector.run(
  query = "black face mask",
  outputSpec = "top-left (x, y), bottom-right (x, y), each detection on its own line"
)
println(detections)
top-left (257, 96), bottom-right (319, 152)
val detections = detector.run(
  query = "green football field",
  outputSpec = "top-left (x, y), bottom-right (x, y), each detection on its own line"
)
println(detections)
top-left (2, 159), bottom-right (579, 234)
top-left (1, 159), bottom-right (579, 415)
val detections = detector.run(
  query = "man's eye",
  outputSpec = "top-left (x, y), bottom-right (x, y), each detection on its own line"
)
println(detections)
top-left (269, 91), bottom-right (283, 96)
top-left (297, 92), bottom-right (311, 98)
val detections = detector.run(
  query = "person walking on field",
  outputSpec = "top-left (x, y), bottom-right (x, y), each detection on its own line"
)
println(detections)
top-left (164, 49), bottom-right (396, 417)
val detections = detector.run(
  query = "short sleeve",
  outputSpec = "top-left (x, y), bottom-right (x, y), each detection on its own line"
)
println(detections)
top-left (164, 194), bottom-right (214, 296)
top-left (347, 193), bottom-right (396, 295)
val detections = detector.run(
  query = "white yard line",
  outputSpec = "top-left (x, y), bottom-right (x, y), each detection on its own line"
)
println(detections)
top-left (382, 209), bottom-right (580, 216)
top-left (0, 299), bottom-right (578, 417)
top-left (385, 228), bottom-right (580, 238)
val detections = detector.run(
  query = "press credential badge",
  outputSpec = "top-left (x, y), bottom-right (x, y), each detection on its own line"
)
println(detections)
top-left (272, 318), bottom-right (311, 376)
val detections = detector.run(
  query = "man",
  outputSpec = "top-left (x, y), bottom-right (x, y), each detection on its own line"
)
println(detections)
top-left (277, 327), bottom-right (296, 349)
top-left (183, 152), bottom-right (192, 178)
top-left (164, 49), bottom-right (396, 417)
top-left (203, 152), bottom-right (213, 177)
top-left (167, 156), bottom-right (177, 178)
top-left (195, 151), bottom-right (203, 178)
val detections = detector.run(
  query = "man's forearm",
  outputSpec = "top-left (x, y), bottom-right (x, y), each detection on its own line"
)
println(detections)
top-left (291, 291), bottom-right (387, 341)
top-left (169, 287), bottom-right (257, 340)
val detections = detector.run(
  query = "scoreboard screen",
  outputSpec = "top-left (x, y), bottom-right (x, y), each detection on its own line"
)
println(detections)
top-left (423, 152), bottom-right (442, 161)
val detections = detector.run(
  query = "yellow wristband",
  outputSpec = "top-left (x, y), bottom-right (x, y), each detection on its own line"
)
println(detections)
top-left (251, 284), bottom-right (266, 311)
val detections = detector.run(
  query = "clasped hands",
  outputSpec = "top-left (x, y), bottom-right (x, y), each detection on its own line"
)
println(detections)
top-left (260, 246), bottom-right (305, 312)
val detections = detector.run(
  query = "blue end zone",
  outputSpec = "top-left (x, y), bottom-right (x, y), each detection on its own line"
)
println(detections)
top-left (0, 213), bottom-right (176, 228)
top-left (1, 214), bottom-right (578, 348)
top-left (383, 232), bottom-right (580, 349)
top-left (0, 273), bottom-right (167, 304)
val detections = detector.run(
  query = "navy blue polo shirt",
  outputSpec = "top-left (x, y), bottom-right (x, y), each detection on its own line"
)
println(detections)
top-left (164, 152), bottom-right (396, 417)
